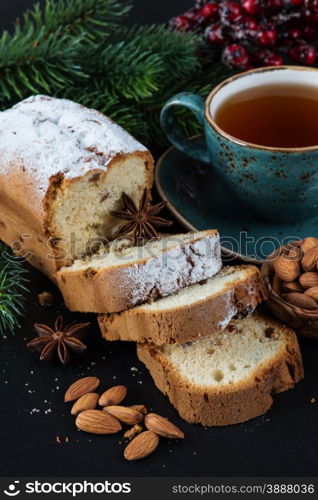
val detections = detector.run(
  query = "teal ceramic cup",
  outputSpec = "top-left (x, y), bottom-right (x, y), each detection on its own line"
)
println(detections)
top-left (160, 66), bottom-right (318, 224)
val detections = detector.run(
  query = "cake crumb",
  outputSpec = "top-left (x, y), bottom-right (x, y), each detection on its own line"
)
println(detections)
top-left (130, 405), bottom-right (147, 415)
top-left (124, 424), bottom-right (143, 440)
top-left (65, 437), bottom-right (69, 443)
top-left (38, 291), bottom-right (54, 307)
top-left (310, 397), bottom-right (316, 404)
top-left (56, 436), bottom-right (61, 444)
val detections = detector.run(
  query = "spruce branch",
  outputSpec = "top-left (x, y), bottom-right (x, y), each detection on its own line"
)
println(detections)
top-left (0, 0), bottom-right (232, 145)
top-left (0, 28), bottom-right (87, 103)
top-left (22, 0), bottom-right (132, 40)
top-left (0, 0), bottom-right (131, 104)
top-left (0, 244), bottom-right (28, 336)
top-left (84, 39), bottom-right (164, 100)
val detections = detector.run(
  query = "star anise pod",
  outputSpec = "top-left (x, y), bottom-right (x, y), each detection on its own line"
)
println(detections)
top-left (27, 316), bottom-right (90, 365)
top-left (110, 189), bottom-right (173, 245)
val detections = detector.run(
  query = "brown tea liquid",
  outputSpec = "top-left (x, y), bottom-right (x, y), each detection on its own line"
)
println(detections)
top-left (215, 83), bottom-right (318, 148)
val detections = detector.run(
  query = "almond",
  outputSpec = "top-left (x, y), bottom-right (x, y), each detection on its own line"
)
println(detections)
top-left (76, 409), bottom-right (122, 434)
top-left (304, 286), bottom-right (318, 302)
top-left (64, 377), bottom-right (100, 402)
top-left (300, 237), bottom-right (318, 254)
top-left (301, 246), bottom-right (318, 272)
top-left (281, 280), bottom-right (303, 293)
top-left (71, 393), bottom-right (99, 416)
top-left (124, 431), bottom-right (159, 461)
top-left (103, 406), bottom-right (143, 425)
top-left (144, 413), bottom-right (185, 439)
top-left (99, 385), bottom-right (127, 407)
top-left (273, 255), bottom-right (300, 282)
top-left (271, 274), bottom-right (281, 295)
top-left (282, 292), bottom-right (318, 310)
top-left (299, 272), bottom-right (318, 289)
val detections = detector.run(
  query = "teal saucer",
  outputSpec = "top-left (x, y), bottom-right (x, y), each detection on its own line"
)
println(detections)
top-left (155, 136), bottom-right (318, 263)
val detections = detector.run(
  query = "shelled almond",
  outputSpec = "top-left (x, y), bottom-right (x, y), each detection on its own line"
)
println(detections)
top-left (124, 431), bottom-right (159, 461)
top-left (104, 406), bottom-right (143, 425)
top-left (271, 237), bottom-right (318, 311)
top-left (99, 385), bottom-right (127, 407)
top-left (260, 236), bottom-right (318, 338)
top-left (76, 409), bottom-right (122, 434)
top-left (71, 393), bottom-right (99, 416)
top-left (144, 413), bottom-right (185, 439)
top-left (64, 376), bottom-right (100, 402)
top-left (64, 376), bottom-right (185, 461)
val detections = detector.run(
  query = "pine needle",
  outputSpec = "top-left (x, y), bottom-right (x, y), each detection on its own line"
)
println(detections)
top-left (0, 244), bottom-right (28, 336)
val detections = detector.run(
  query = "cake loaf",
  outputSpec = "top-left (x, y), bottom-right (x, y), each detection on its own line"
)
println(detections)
top-left (137, 312), bottom-right (304, 426)
top-left (0, 95), bottom-right (153, 279)
top-left (56, 230), bottom-right (222, 313)
top-left (99, 265), bottom-right (267, 344)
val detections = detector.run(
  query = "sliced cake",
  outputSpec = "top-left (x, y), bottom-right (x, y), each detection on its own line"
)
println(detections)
top-left (99, 265), bottom-right (267, 344)
top-left (137, 312), bottom-right (303, 426)
top-left (0, 95), bottom-right (153, 279)
top-left (56, 230), bottom-right (221, 313)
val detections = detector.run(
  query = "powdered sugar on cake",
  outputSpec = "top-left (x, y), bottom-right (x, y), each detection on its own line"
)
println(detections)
top-left (113, 234), bottom-right (222, 307)
top-left (0, 95), bottom-right (147, 202)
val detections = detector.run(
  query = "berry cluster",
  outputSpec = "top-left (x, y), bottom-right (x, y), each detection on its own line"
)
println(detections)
top-left (171, 0), bottom-right (318, 69)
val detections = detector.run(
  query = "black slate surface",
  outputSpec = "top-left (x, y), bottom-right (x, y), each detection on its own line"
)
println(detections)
top-left (0, 0), bottom-right (318, 479)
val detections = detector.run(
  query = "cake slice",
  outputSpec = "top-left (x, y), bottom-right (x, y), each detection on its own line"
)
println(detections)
top-left (137, 312), bottom-right (303, 426)
top-left (56, 230), bottom-right (221, 313)
top-left (99, 265), bottom-right (267, 345)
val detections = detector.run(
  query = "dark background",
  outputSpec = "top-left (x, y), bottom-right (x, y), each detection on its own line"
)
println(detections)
top-left (0, 0), bottom-right (318, 479)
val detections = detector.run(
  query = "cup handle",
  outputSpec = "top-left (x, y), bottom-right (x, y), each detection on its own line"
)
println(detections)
top-left (160, 92), bottom-right (210, 164)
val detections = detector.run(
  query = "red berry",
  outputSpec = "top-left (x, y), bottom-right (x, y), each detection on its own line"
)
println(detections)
top-left (266, 52), bottom-right (284, 65)
top-left (172, 15), bottom-right (193, 31)
top-left (220, 1), bottom-right (243, 23)
top-left (288, 27), bottom-right (302, 39)
top-left (303, 25), bottom-right (316, 40)
top-left (289, 43), bottom-right (317, 65)
top-left (231, 16), bottom-right (259, 40)
top-left (302, 45), bottom-right (317, 64)
top-left (303, 8), bottom-right (318, 23)
top-left (255, 49), bottom-right (283, 66)
top-left (222, 44), bottom-right (250, 69)
top-left (268, 0), bottom-right (283, 9)
top-left (201, 2), bottom-right (219, 20)
top-left (184, 8), bottom-right (204, 24)
top-left (205, 23), bottom-right (227, 44)
top-left (243, 16), bottom-right (258, 30)
top-left (258, 29), bottom-right (278, 46)
top-left (289, 44), bottom-right (301, 61)
top-left (305, 0), bottom-right (318, 8)
top-left (242, 0), bottom-right (261, 15)
top-left (254, 49), bottom-right (269, 64)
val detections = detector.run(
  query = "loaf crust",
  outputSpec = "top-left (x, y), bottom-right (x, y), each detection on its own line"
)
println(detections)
top-left (0, 95), bottom-right (153, 279)
top-left (57, 230), bottom-right (221, 313)
top-left (99, 265), bottom-right (268, 344)
top-left (137, 313), bottom-right (304, 426)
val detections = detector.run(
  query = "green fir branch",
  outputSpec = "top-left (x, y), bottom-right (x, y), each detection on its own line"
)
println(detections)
top-left (0, 244), bottom-right (28, 336)
top-left (21, 0), bottom-right (132, 40)
top-left (0, 0), bottom-right (231, 144)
